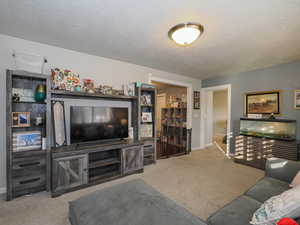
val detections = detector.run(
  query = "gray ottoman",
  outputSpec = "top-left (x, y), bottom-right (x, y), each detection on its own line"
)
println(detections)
top-left (69, 179), bottom-right (207, 225)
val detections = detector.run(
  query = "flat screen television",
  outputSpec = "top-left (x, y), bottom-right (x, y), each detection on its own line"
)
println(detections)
top-left (70, 106), bottom-right (128, 144)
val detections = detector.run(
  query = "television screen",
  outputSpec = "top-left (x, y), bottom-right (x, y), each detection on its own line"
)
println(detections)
top-left (70, 106), bottom-right (128, 144)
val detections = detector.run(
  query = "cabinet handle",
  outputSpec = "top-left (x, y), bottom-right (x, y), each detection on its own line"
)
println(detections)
top-left (144, 145), bottom-right (153, 148)
top-left (19, 162), bottom-right (41, 168)
top-left (19, 177), bottom-right (40, 184)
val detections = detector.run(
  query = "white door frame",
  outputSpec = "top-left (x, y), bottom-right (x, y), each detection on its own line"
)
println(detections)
top-left (148, 75), bottom-right (193, 129)
top-left (200, 84), bottom-right (232, 155)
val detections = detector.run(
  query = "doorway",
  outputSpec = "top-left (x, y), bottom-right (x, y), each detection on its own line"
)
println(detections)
top-left (213, 90), bottom-right (228, 153)
top-left (200, 84), bottom-right (231, 156)
top-left (151, 81), bottom-right (188, 159)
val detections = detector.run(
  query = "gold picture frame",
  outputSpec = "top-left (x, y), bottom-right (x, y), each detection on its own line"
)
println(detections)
top-left (245, 90), bottom-right (281, 115)
top-left (295, 90), bottom-right (300, 109)
top-left (12, 112), bottom-right (31, 127)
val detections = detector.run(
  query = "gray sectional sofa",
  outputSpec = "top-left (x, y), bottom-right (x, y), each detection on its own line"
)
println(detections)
top-left (207, 158), bottom-right (300, 225)
top-left (69, 158), bottom-right (300, 225)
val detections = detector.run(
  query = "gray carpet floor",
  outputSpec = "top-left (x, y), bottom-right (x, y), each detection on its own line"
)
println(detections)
top-left (0, 146), bottom-right (264, 225)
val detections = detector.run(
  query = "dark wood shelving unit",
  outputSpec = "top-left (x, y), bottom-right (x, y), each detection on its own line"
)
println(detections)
top-left (158, 107), bottom-right (189, 158)
top-left (136, 84), bottom-right (157, 166)
top-left (6, 70), bottom-right (153, 200)
top-left (6, 70), bottom-right (51, 200)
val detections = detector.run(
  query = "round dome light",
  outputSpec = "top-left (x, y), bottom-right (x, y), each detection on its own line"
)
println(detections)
top-left (168, 23), bottom-right (204, 46)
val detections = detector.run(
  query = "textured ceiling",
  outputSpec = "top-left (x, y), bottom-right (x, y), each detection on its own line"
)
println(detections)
top-left (0, 0), bottom-right (300, 79)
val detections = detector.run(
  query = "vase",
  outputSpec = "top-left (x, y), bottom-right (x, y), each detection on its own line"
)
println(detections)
top-left (35, 84), bottom-right (46, 102)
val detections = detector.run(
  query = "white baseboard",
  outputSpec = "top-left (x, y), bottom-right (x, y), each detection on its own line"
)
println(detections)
top-left (205, 143), bottom-right (213, 147)
top-left (191, 146), bottom-right (202, 151)
top-left (0, 187), bottom-right (6, 195)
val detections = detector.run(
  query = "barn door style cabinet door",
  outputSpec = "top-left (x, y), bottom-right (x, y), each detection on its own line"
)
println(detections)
top-left (122, 146), bottom-right (144, 175)
top-left (52, 154), bottom-right (88, 193)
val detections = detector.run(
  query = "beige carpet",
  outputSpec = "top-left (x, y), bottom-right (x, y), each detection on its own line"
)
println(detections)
top-left (0, 146), bottom-right (264, 225)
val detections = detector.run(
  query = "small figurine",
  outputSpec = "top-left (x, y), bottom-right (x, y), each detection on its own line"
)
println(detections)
top-left (269, 113), bottom-right (276, 120)
top-left (12, 93), bottom-right (20, 102)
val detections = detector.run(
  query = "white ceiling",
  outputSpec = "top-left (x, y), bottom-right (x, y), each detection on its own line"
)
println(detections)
top-left (0, 0), bottom-right (300, 79)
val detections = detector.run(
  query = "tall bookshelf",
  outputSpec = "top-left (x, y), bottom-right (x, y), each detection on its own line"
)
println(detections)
top-left (159, 107), bottom-right (188, 158)
top-left (6, 70), bottom-right (51, 200)
top-left (136, 83), bottom-right (156, 165)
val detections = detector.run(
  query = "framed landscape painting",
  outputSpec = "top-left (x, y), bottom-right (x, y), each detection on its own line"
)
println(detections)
top-left (245, 90), bottom-right (280, 115)
top-left (295, 90), bottom-right (300, 109)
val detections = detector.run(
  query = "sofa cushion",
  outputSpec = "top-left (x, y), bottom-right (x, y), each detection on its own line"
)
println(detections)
top-left (69, 179), bottom-right (207, 225)
top-left (207, 195), bottom-right (261, 225)
top-left (245, 177), bottom-right (290, 203)
top-left (250, 185), bottom-right (300, 225)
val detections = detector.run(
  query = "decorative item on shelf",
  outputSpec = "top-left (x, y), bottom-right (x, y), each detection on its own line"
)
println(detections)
top-left (35, 84), bottom-right (46, 102)
top-left (12, 93), bottom-right (20, 102)
top-left (112, 89), bottom-right (124, 96)
top-left (12, 112), bottom-right (30, 127)
top-left (141, 94), bottom-right (152, 106)
top-left (268, 113), bottom-right (276, 119)
top-left (51, 68), bottom-right (80, 91)
top-left (74, 84), bottom-right (82, 92)
top-left (140, 124), bottom-right (153, 138)
top-left (128, 127), bottom-right (134, 139)
top-left (52, 100), bottom-right (67, 147)
top-left (101, 85), bottom-right (113, 95)
top-left (245, 90), bottom-right (281, 115)
top-left (34, 114), bottom-right (44, 126)
top-left (12, 88), bottom-right (34, 102)
top-left (83, 79), bottom-right (95, 93)
top-left (12, 131), bottom-right (42, 152)
top-left (294, 90), bottom-right (300, 109)
top-left (193, 91), bottom-right (200, 109)
top-left (127, 83), bottom-right (135, 96)
top-left (142, 112), bottom-right (152, 123)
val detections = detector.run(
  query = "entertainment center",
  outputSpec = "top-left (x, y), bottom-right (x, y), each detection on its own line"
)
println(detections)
top-left (6, 70), bottom-right (157, 200)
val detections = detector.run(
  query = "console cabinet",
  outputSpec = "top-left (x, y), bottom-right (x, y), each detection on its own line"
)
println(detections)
top-left (52, 154), bottom-right (88, 192)
top-left (51, 142), bottom-right (143, 197)
top-left (122, 146), bottom-right (144, 175)
top-left (234, 135), bottom-right (299, 170)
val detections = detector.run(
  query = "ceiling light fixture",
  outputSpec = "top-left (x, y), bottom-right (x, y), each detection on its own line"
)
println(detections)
top-left (168, 22), bottom-right (204, 47)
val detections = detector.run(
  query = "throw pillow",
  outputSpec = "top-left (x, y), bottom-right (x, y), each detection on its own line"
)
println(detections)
top-left (290, 171), bottom-right (300, 188)
top-left (250, 185), bottom-right (300, 225)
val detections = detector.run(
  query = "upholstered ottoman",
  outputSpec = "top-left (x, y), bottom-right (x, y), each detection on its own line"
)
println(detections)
top-left (69, 179), bottom-right (207, 225)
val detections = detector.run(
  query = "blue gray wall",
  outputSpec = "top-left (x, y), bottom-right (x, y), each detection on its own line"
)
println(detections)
top-left (202, 61), bottom-right (300, 154)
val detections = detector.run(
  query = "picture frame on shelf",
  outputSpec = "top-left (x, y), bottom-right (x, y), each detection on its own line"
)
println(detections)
top-left (245, 90), bottom-right (281, 115)
top-left (52, 100), bottom-right (67, 147)
top-left (12, 112), bottom-right (30, 127)
top-left (294, 90), bottom-right (300, 109)
top-left (142, 112), bottom-right (152, 123)
top-left (193, 91), bottom-right (200, 109)
top-left (12, 131), bottom-right (42, 152)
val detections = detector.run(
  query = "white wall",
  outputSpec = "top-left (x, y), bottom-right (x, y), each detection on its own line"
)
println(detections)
top-left (0, 34), bottom-right (202, 191)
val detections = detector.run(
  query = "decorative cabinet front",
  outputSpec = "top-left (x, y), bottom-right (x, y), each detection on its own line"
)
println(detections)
top-left (122, 146), bottom-right (144, 175)
top-left (52, 154), bottom-right (88, 193)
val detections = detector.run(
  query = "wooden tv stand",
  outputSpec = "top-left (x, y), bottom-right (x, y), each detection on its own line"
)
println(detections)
top-left (51, 139), bottom-right (144, 197)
